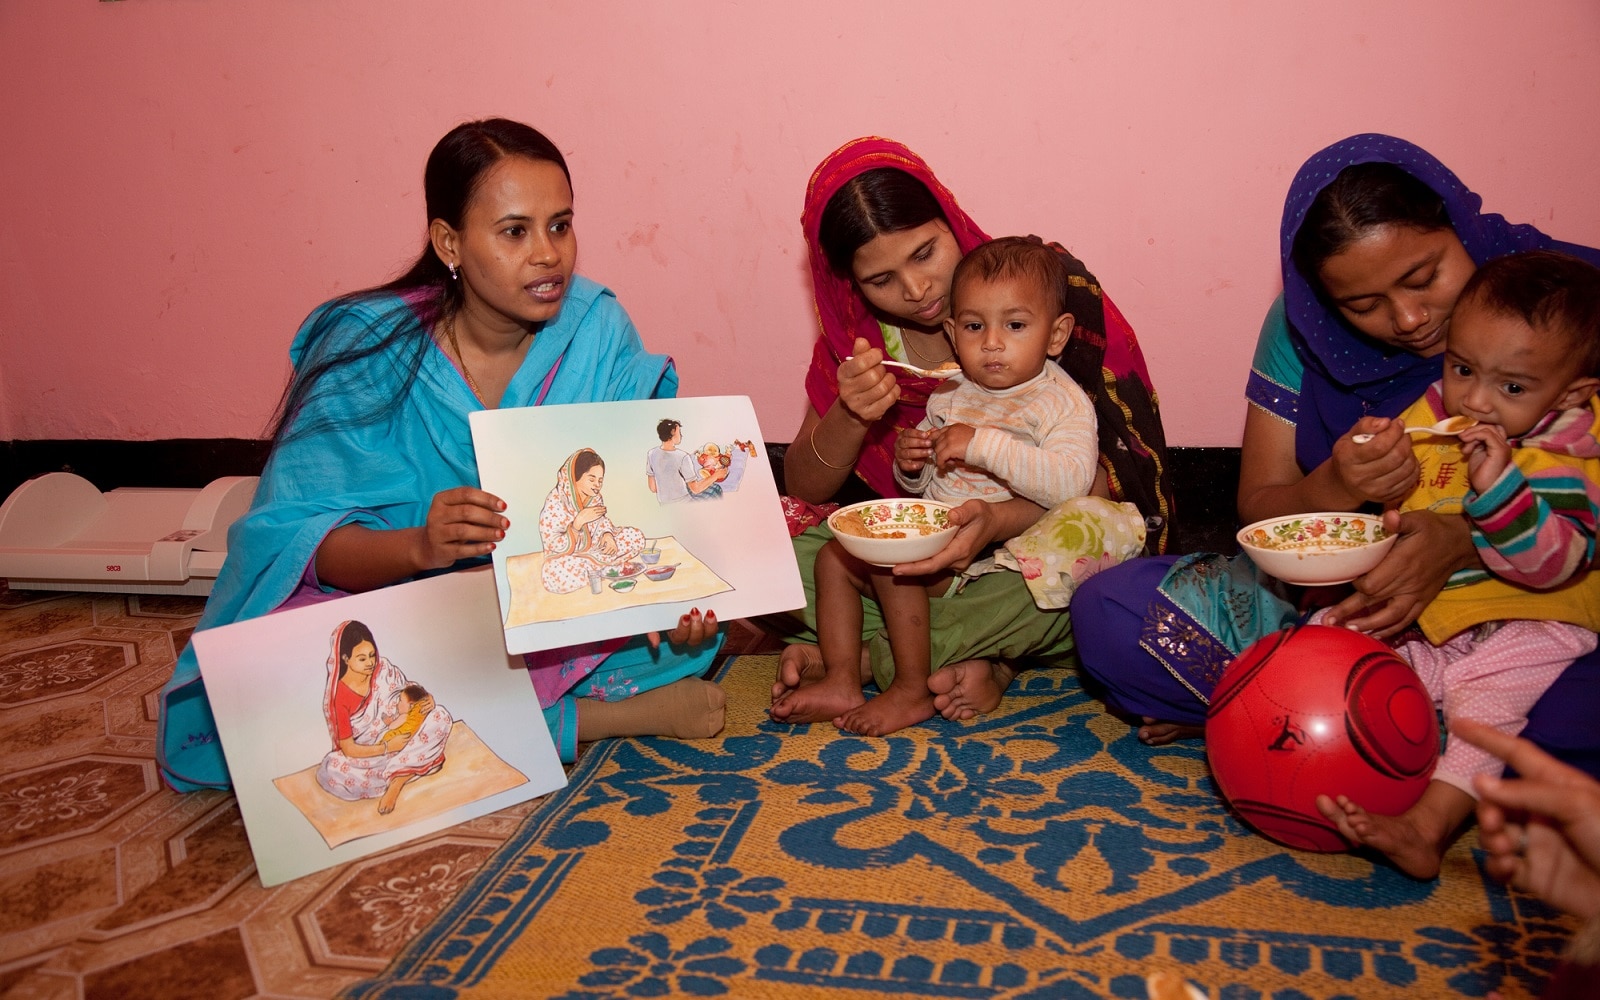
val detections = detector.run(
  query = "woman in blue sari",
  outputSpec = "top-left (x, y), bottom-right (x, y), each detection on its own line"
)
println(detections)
top-left (1072, 134), bottom-right (1600, 782)
top-left (159, 119), bottom-right (724, 791)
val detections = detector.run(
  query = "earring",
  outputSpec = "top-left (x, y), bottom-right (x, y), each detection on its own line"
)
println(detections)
top-left (448, 263), bottom-right (460, 281)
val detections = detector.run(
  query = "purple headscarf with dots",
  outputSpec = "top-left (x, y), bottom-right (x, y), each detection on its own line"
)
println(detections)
top-left (1282, 133), bottom-right (1600, 471)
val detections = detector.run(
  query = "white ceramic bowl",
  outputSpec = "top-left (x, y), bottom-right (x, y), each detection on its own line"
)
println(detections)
top-left (827, 499), bottom-right (957, 567)
top-left (1236, 512), bottom-right (1397, 586)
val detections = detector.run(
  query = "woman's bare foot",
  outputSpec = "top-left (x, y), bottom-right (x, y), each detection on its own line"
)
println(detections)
top-left (928, 659), bottom-right (1015, 721)
top-left (578, 677), bottom-right (727, 742)
top-left (1137, 717), bottom-right (1205, 746)
top-left (378, 775), bottom-right (413, 815)
top-left (1315, 793), bottom-right (1451, 880)
top-left (834, 683), bottom-right (935, 737)
top-left (770, 644), bottom-right (868, 724)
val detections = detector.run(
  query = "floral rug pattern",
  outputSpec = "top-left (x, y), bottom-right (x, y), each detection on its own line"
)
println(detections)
top-left (342, 656), bottom-right (1574, 1000)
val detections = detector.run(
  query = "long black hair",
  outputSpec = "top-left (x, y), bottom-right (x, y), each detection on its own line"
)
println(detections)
top-left (817, 167), bottom-right (946, 276)
top-left (572, 448), bottom-right (605, 481)
top-left (269, 119), bottom-right (571, 444)
top-left (335, 620), bottom-right (378, 681)
top-left (1291, 162), bottom-right (1451, 279)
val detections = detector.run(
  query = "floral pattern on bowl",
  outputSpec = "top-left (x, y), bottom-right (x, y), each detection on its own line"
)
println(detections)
top-left (851, 502), bottom-right (947, 534)
top-left (1240, 515), bottom-right (1388, 552)
top-left (827, 499), bottom-right (957, 566)
top-left (1236, 512), bottom-right (1399, 586)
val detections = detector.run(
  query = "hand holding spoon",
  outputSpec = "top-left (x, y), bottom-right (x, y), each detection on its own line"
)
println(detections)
top-left (846, 356), bottom-right (962, 379)
top-left (1351, 415), bottom-right (1479, 445)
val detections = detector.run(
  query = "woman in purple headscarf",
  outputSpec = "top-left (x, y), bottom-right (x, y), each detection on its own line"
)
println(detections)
top-left (1071, 134), bottom-right (1600, 780)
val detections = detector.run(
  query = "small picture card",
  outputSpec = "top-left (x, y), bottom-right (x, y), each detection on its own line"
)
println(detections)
top-left (471, 395), bottom-right (804, 654)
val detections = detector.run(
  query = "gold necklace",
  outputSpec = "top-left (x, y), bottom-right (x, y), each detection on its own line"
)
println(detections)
top-left (443, 314), bottom-right (486, 405)
top-left (902, 327), bottom-right (955, 367)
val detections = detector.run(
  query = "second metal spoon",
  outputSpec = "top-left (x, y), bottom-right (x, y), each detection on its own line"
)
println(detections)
top-left (1351, 416), bottom-right (1479, 445)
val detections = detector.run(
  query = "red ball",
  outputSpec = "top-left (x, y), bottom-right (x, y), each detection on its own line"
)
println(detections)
top-left (1206, 624), bottom-right (1438, 851)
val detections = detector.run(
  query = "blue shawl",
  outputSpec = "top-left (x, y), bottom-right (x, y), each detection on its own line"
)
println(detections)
top-left (1283, 134), bottom-right (1600, 471)
top-left (158, 276), bottom-right (676, 791)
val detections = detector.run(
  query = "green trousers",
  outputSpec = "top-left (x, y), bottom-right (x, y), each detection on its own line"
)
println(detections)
top-left (764, 524), bottom-right (1076, 691)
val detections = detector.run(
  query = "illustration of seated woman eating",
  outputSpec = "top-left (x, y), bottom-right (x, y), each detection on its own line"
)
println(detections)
top-left (315, 620), bottom-right (453, 815)
top-left (538, 448), bottom-right (647, 593)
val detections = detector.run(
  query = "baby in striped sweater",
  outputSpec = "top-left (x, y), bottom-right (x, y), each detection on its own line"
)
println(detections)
top-left (1316, 249), bottom-right (1600, 879)
top-left (812, 236), bottom-right (1099, 739)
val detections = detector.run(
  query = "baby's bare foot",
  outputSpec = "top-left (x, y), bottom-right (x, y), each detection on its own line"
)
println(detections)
top-left (834, 684), bottom-right (935, 737)
top-left (771, 644), bottom-right (870, 723)
top-left (771, 644), bottom-right (825, 715)
top-left (772, 672), bottom-right (865, 724)
top-left (1315, 793), bottom-right (1447, 880)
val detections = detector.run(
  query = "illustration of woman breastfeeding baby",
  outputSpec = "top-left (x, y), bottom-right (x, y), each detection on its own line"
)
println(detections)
top-left (315, 619), bottom-right (453, 815)
top-left (538, 448), bottom-right (647, 593)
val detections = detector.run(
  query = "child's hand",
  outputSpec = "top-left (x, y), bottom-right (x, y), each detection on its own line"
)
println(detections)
top-left (1459, 423), bottom-right (1511, 493)
top-left (896, 427), bottom-right (934, 472)
top-left (932, 423), bottom-right (976, 469)
top-left (418, 486), bottom-right (507, 570)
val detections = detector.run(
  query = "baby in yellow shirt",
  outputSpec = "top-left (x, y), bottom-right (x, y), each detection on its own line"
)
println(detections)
top-left (380, 683), bottom-right (431, 746)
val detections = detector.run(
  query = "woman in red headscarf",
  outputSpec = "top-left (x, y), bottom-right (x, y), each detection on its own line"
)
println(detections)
top-left (769, 137), bottom-right (1173, 725)
top-left (316, 619), bottom-right (452, 815)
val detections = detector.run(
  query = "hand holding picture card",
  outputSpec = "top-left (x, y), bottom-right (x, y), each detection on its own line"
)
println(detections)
top-left (192, 566), bottom-right (564, 886)
top-left (471, 395), bottom-right (803, 654)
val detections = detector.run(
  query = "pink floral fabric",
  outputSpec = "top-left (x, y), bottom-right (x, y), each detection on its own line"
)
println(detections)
top-left (315, 620), bottom-right (453, 802)
top-left (537, 449), bottom-right (647, 594)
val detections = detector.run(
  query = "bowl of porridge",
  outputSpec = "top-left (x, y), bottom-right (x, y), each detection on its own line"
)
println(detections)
top-left (1236, 512), bottom-right (1396, 586)
top-left (826, 499), bottom-right (957, 567)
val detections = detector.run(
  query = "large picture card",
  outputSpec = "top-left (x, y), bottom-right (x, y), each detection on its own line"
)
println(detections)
top-left (193, 567), bottom-right (564, 886)
top-left (471, 396), bottom-right (804, 654)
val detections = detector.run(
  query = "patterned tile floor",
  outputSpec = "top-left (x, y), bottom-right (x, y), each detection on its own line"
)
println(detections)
top-left (0, 581), bottom-right (782, 999)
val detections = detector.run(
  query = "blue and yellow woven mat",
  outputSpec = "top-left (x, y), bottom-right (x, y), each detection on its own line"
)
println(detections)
top-left (342, 655), bottom-right (1574, 999)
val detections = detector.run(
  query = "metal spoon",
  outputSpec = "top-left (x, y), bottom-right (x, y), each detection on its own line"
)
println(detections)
top-left (845, 356), bottom-right (961, 379)
top-left (1351, 416), bottom-right (1479, 445)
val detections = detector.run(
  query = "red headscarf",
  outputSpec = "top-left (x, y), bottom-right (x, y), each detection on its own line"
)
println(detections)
top-left (801, 138), bottom-right (991, 497)
top-left (799, 138), bottom-right (1172, 550)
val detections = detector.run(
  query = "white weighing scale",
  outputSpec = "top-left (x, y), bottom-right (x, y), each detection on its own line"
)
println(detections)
top-left (0, 472), bottom-right (257, 596)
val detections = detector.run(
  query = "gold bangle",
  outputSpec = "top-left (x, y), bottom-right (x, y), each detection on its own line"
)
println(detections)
top-left (809, 423), bottom-right (854, 471)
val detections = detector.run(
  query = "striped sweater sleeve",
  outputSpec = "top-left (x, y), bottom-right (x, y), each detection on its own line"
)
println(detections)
top-left (1464, 462), bottom-right (1599, 590)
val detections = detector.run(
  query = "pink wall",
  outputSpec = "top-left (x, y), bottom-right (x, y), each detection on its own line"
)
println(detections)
top-left (3, 2), bottom-right (1599, 447)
